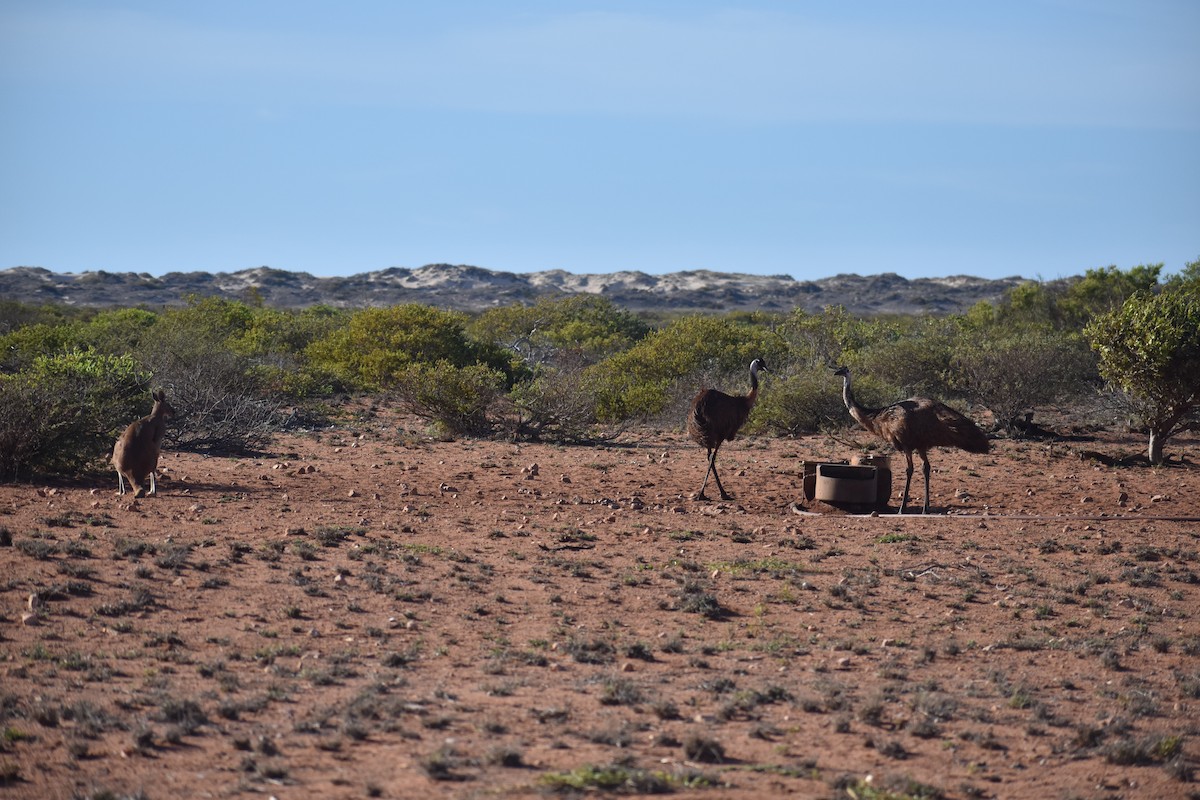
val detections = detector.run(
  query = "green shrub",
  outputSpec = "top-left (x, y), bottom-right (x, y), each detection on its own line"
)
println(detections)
top-left (756, 367), bottom-right (862, 435)
top-left (1086, 286), bottom-right (1200, 463)
top-left (506, 364), bottom-right (604, 442)
top-left (78, 308), bottom-right (160, 356)
top-left (230, 305), bottom-right (348, 399)
top-left (951, 329), bottom-right (1094, 432)
top-left (0, 300), bottom-right (84, 338)
top-left (471, 295), bottom-right (649, 369)
top-left (587, 315), bottom-right (785, 422)
top-left (0, 350), bottom-right (148, 480)
top-left (847, 316), bottom-right (960, 399)
top-left (778, 306), bottom-right (873, 370)
top-left (135, 300), bottom-right (283, 452)
top-left (0, 322), bottom-right (86, 372)
top-left (391, 361), bottom-right (508, 437)
top-left (307, 304), bottom-right (515, 391)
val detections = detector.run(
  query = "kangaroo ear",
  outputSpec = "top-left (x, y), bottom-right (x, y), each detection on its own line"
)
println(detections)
top-left (153, 389), bottom-right (163, 402)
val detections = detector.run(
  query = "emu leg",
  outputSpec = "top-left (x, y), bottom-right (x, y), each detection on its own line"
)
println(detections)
top-left (920, 454), bottom-right (932, 514)
top-left (697, 448), bottom-right (716, 500)
top-left (898, 452), bottom-right (915, 514)
top-left (116, 471), bottom-right (126, 495)
top-left (709, 445), bottom-right (733, 501)
top-left (148, 470), bottom-right (157, 497)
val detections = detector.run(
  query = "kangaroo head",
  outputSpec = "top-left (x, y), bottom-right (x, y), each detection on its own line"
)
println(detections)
top-left (152, 390), bottom-right (176, 420)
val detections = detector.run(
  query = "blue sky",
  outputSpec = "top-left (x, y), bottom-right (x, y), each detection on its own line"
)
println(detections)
top-left (2, 1), bottom-right (1197, 282)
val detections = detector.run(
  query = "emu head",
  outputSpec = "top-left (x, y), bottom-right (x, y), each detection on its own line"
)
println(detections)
top-left (833, 366), bottom-right (850, 378)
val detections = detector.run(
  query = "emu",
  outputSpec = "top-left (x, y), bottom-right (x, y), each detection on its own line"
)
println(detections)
top-left (112, 389), bottom-right (175, 497)
top-left (834, 366), bottom-right (988, 514)
top-left (687, 358), bottom-right (768, 501)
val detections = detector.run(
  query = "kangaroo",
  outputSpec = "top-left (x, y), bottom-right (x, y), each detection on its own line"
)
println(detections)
top-left (112, 389), bottom-right (176, 497)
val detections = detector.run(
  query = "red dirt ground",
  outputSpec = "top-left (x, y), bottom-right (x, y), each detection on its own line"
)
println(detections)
top-left (2, 409), bottom-right (1198, 800)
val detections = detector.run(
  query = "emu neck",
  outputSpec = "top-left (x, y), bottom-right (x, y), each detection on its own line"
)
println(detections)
top-left (746, 365), bottom-right (761, 407)
top-left (840, 375), bottom-right (869, 427)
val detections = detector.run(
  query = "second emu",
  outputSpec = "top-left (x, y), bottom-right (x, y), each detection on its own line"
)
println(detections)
top-left (688, 358), bottom-right (768, 501)
top-left (834, 366), bottom-right (989, 513)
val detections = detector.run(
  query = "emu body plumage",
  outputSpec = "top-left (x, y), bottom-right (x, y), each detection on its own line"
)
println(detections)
top-left (687, 359), bottom-right (767, 500)
top-left (834, 366), bottom-right (988, 513)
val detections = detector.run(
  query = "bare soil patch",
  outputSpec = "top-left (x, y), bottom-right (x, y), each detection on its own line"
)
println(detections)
top-left (2, 409), bottom-right (1198, 799)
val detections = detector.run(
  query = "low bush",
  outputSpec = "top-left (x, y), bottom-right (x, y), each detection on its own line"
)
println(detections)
top-left (756, 367), bottom-right (862, 435)
top-left (391, 361), bottom-right (508, 437)
top-left (0, 350), bottom-right (148, 479)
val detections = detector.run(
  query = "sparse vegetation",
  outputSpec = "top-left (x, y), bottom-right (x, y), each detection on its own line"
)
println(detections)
top-left (1, 276), bottom-right (1197, 798)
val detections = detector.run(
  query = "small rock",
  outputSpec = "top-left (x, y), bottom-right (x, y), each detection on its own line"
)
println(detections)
top-left (620, 661), bottom-right (635, 673)
top-left (347, 490), bottom-right (359, 498)
top-left (21, 612), bottom-right (39, 626)
top-left (560, 474), bottom-right (572, 484)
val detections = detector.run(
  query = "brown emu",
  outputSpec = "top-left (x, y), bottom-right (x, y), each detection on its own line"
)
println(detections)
top-left (112, 389), bottom-right (175, 497)
top-left (687, 358), bottom-right (768, 500)
top-left (834, 366), bottom-right (988, 514)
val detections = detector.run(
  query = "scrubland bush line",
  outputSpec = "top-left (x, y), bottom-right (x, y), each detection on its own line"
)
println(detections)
top-left (0, 259), bottom-right (1195, 478)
